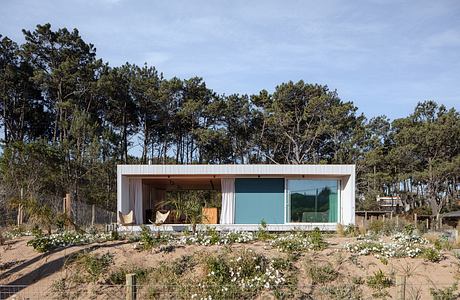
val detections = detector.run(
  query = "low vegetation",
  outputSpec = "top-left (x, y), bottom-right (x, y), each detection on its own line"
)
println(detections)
top-left (270, 228), bottom-right (328, 253)
top-left (345, 232), bottom-right (436, 260)
top-left (366, 269), bottom-right (394, 299)
top-left (27, 230), bottom-right (115, 252)
top-left (2, 216), bottom-right (460, 299)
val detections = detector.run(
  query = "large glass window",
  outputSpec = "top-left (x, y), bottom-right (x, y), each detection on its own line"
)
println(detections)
top-left (287, 179), bottom-right (339, 223)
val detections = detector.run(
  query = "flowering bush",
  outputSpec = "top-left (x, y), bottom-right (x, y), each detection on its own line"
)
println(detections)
top-left (3, 226), bottom-right (33, 239)
top-left (270, 229), bottom-right (327, 252)
top-left (27, 231), bottom-right (114, 252)
top-left (345, 233), bottom-right (430, 259)
top-left (177, 230), bottom-right (255, 246)
top-left (192, 249), bottom-right (290, 299)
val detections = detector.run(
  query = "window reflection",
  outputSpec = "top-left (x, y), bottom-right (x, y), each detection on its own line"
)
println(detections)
top-left (288, 180), bottom-right (338, 223)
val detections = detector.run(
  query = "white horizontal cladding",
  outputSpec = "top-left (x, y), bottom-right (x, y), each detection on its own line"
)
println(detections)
top-left (117, 164), bottom-right (355, 176)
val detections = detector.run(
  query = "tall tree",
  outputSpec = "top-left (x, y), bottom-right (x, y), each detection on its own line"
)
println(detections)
top-left (252, 81), bottom-right (362, 164)
top-left (0, 35), bottom-right (50, 143)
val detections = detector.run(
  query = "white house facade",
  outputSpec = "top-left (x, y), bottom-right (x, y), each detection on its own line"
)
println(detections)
top-left (117, 164), bottom-right (356, 231)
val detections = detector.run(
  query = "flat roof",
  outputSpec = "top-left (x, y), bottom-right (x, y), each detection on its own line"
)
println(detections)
top-left (118, 164), bottom-right (355, 176)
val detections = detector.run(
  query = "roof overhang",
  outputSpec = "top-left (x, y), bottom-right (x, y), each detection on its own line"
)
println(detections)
top-left (117, 164), bottom-right (355, 177)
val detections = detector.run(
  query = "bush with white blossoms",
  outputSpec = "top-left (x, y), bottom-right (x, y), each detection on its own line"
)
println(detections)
top-left (177, 230), bottom-right (255, 246)
top-left (345, 233), bottom-right (429, 259)
top-left (192, 249), bottom-right (290, 299)
top-left (27, 231), bottom-right (114, 252)
top-left (270, 229), bottom-right (327, 252)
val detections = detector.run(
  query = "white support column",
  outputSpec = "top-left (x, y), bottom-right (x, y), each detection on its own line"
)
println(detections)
top-left (341, 166), bottom-right (356, 225)
top-left (117, 166), bottom-right (130, 218)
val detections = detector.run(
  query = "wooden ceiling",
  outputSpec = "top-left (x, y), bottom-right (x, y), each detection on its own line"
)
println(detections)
top-left (142, 178), bottom-right (221, 191)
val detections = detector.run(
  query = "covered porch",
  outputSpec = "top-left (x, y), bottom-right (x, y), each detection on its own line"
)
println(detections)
top-left (117, 175), bottom-right (236, 226)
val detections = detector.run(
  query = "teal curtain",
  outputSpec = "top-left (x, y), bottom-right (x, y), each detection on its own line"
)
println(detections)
top-left (328, 190), bottom-right (338, 222)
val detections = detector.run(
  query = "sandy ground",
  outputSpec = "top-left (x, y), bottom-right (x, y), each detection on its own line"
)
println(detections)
top-left (0, 236), bottom-right (459, 299)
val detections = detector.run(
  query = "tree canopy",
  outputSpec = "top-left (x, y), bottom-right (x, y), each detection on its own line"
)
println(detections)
top-left (0, 24), bottom-right (458, 218)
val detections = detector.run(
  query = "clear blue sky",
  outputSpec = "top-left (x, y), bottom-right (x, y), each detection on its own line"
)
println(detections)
top-left (2, 0), bottom-right (459, 119)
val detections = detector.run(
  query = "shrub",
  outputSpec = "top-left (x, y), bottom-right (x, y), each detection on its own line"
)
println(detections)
top-left (320, 283), bottom-right (363, 300)
top-left (430, 283), bottom-right (459, 300)
top-left (309, 228), bottom-right (327, 250)
top-left (139, 225), bottom-right (155, 249)
top-left (366, 269), bottom-right (393, 298)
top-left (344, 224), bottom-right (360, 237)
top-left (434, 238), bottom-right (453, 251)
top-left (76, 252), bottom-right (113, 282)
top-left (178, 230), bottom-right (255, 246)
top-left (3, 225), bottom-right (30, 239)
top-left (255, 219), bottom-right (271, 240)
top-left (201, 249), bottom-right (289, 298)
top-left (422, 248), bottom-right (442, 262)
top-left (345, 233), bottom-right (428, 259)
top-left (270, 229), bottom-right (327, 253)
top-left (27, 231), bottom-right (113, 252)
top-left (307, 262), bottom-right (339, 284)
top-left (366, 269), bottom-right (393, 289)
top-left (404, 224), bottom-right (416, 235)
top-left (368, 219), bottom-right (385, 235)
top-left (108, 266), bottom-right (150, 285)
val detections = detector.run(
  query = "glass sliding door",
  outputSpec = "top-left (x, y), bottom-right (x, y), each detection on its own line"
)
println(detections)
top-left (287, 179), bottom-right (339, 223)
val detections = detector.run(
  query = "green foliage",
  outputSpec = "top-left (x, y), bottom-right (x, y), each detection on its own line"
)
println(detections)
top-left (108, 266), bottom-right (150, 285)
top-left (404, 224), bottom-right (416, 235)
top-left (27, 230), bottom-right (114, 252)
top-left (422, 248), bottom-right (442, 262)
top-left (366, 269), bottom-right (394, 289)
top-left (75, 252), bottom-right (113, 282)
top-left (162, 191), bottom-right (206, 233)
top-left (320, 283), bottom-right (363, 300)
top-left (430, 283), bottom-right (459, 300)
top-left (138, 225), bottom-right (169, 250)
top-left (255, 219), bottom-right (271, 240)
top-left (343, 224), bottom-right (361, 237)
top-left (309, 228), bottom-right (328, 250)
top-left (434, 238), bottom-right (452, 251)
top-left (367, 218), bottom-right (404, 236)
top-left (1, 23), bottom-right (459, 229)
top-left (204, 226), bottom-right (220, 244)
top-left (271, 230), bottom-right (328, 253)
top-left (366, 270), bottom-right (394, 298)
top-left (307, 262), bottom-right (339, 284)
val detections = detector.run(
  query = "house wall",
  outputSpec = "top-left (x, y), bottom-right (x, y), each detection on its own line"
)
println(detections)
top-left (234, 178), bottom-right (285, 224)
top-left (117, 164), bottom-right (356, 228)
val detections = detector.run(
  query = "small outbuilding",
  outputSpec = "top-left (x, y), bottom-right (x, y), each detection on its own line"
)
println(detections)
top-left (117, 164), bottom-right (356, 231)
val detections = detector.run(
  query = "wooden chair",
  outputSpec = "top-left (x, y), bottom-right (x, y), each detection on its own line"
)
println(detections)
top-left (148, 211), bottom-right (170, 238)
top-left (118, 210), bottom-right (135, 226)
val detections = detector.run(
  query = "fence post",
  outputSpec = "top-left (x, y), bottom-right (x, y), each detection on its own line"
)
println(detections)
top-left (396, 215), bottom-right (399, 227)
top-left (91, 204), bottom-right (96, 226)
top-left (17, 204), bottom-right (23, 226)
top-left (396, 274), bottom-right (406, 300)
top-left (426, 218), bottom-right (429, 229)
top-left (17, 187), bottom-right (24, 226)
top-left (126, 273), bottom-right (136, 300)
top-left (64, 193), bottom-right (72, 218)
top-left (414, 213), bottom-right (417, 226)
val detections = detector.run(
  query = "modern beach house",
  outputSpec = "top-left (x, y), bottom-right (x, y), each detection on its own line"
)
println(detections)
top-left (117, 164), bottom-right (356, 231)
